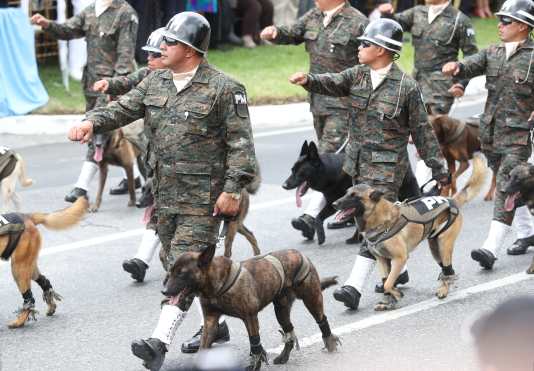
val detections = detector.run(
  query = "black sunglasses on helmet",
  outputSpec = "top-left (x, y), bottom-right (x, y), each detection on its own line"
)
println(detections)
top-left (162, 36), bottom-right (180, 46)
top-left (498, 16), bottom-right (515, 25)
top-left (147, 51), bottom-right (162, 58)
top-left (360, 40), bottom-right (375, 48)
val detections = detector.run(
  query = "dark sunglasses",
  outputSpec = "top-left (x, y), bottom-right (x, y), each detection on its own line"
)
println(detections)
top-left (360, 40), bottom-right (375, 48)
top-left (147, 51), bottom-right (162, 58)
top-left (499, 16), bottom-right (515, 26)
top-left (162, 36), bottom-right (180, 46)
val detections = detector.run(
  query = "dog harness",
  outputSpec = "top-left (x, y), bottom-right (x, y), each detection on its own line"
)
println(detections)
top-left (215, 253), bottom-right (312, 297)
top-left (0, 147), bottom-right (17, 182)
top-left (364, 196), bottom-right (459, 251)
top-left (0, 213), bottom-right (26, 260)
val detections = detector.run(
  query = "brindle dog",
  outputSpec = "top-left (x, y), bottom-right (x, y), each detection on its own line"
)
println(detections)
top-left (163, 247), bottom-right (339, 370)
top-left (503, 163), bottom-right (534, 274)
top-left (333, 155), bottom-right (486, 310)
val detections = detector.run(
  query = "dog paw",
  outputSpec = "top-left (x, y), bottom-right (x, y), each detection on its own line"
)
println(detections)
top-left (526, 265), bottom-right (534, 274)
top-left (89, 205), bottom-right (100, 213)
top-left (247, 349), bottom-right (268, 370)
top-left (128, 200), bottom-right (135, 207)
top-left (8, 308), bottom-right (38, 328)
top-left (374, 295), bottom-right (398, 311)
top-left (323, 334), bottom-right (341, 352)
top-left (43, 290), bottom-right (62, 316)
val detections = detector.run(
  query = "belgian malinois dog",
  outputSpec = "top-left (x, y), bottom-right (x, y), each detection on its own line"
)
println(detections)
top-left (163, 248), bottom-right (339, 370)
top-left (333, 155), bottom-right (486, 310)
top-left (0, 197), bottom-right (88, 328)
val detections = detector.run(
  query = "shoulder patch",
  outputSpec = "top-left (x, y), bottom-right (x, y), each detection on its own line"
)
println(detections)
top-left (233, 91), bottom-right (249, 118)
top-left (466, 28), bottom-right (475, 37)
top-left (0, 146), bottom-right (10, 155)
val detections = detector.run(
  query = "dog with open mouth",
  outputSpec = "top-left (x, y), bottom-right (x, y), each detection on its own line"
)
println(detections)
top-left (162, 246), bottom-right (339, 370)
top-left (332, 154), bottom-right (487, 310)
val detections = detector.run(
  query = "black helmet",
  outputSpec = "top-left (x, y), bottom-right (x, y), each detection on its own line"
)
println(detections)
top-left (358, 19), bottom-right (403, 54)
top-left (142, 27), bottom-right (166, 53)
top-left (163, 12), bottom-right (211, 54)
top-left (496, 0), bottom-right (534, 28)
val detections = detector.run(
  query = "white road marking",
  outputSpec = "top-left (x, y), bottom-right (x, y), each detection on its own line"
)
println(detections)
top-left (254, 126), bottom-right (313, 138)
top-left (266, 271), bottom-right (534, 354)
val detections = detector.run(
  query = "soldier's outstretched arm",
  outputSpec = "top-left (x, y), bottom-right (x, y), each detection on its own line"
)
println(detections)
top-left (407, 85), bottom-right (447, 179)
top-left (446, 48), bottom-right (488, 80)
top-left (105, 67), bottom-right (151, 96)
top-left (85, 74), bottom-right (149, 134)
top-left (114, 11), bottom-right (139, 76)
top-left (221, 84), bottom-right (258, 195)
top-left (379, 5), bottom-right (416, 32)
top-left (303, 67), bottom-right (356, 97)
top-left (270, 11), bottom-right (312, 45)
top-left (44, 9), bottom-right (86, 40)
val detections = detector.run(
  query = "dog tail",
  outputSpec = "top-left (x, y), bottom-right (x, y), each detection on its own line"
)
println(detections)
top-left (14, 154), bottom-right (33, 187)
top-left (245, 165), bottom-right (262, 195)
top-left (30, 197), bottom-right (88, 230)
top-left (453, 153), bottom-right (487, 207)
top-left (320, 276), bottom-right (338, 290)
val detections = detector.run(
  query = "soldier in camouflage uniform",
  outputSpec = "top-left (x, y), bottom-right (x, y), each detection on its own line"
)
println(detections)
top-left (31, 0), bottom-right (138, 202)
top-left (68, 13), bottom-right (257, 371)
top-left (261, 0), bottom-right (369, 239)
top-left (443, 0), bottom-right (534, 270)
top-left (290, 19), bottom-right (448, 310)
top-left (378, 0), bottom-right (478, 114)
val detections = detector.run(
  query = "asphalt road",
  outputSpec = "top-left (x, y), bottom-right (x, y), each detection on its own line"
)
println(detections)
top-left (0, 122), bottom-right (533, 371)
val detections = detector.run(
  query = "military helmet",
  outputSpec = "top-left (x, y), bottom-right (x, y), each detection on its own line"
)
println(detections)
top-left (358, 19), bottom-right (404, 54)
top-left (496, 0), bottom-right (534, 28)
top-left (163, 12), bottom-right (211, 54)
top-left (142, 27), bottom-right (166, 53)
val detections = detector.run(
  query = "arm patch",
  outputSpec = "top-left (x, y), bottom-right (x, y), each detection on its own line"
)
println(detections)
top-left (233, 91), bottom-right (249, 118)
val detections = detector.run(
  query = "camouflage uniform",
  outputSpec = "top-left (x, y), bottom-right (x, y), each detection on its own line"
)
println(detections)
top-left (391, 4), bottom-right (478, 113)
top-left (86, 61), bottom-right (258, 272)
top-left (272, 2), bottom-right (368, 153)
top-left (305, 63), bottom-right (446, 200)
top-left (456, 39), bottom-right (534, 224)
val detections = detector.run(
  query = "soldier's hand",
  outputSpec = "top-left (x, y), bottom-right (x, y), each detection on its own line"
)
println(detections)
top-left (529, 111), bottom-right (534, 123)
top-left (289, 72), bottom-right (308, 86)
top-left (68, 121), bottom-right (94, 144)
top-left (93, 80), bottom-right (109, 93)
top-left (442, 62), bottom-right (460, 76)
top-left (214, 192), bottom-right (240, 217)
top-left (448, 83), bottom-right (465, 98)
top-left (31, 13), bottom-right (50, 28)
top-left (378, 3), bottom-right (394, 14)
top-left (260, 26), bottom-right (278, 40)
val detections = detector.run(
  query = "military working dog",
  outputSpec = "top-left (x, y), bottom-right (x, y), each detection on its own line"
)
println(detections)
top-left (0, 146), bottom-right (33, 212)
top-left (333, 154), bottom-right (486, 310)
top-left (0, 197), bottom-right (87, 328)
top-left (163, 247), bottom-right (339, 370)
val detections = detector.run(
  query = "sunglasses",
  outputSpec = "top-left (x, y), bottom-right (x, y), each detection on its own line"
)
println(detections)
top-left (147, 51), bottom-right (162, 58)
top-left (499, 16), bottom-right (515, 26)
top-left (162, 36), bottom-right (180, 46)
top-left (360, 40), bottom-right (375, 48)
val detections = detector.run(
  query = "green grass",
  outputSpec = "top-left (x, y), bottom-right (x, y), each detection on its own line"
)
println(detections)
top-left (36, 18), bottom-right (499, 114)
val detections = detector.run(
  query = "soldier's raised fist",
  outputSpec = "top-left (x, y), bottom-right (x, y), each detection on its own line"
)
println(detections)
top-left (93, 80), bottom-right (109, 93)
top-left (260, 26), bottom-right (278, 40)
top-left (30, 13), bottom-right (50, 28)
top-left (289, 72), bottom-right (308, 86)
top-left (378, 3), bottom-right (394, 14)
top-left (448, 83), bottom-right (465, 98)
top-left (442, 62), bottom-right (460, 76)
top-left (68, 121), bottom-right (94, 144)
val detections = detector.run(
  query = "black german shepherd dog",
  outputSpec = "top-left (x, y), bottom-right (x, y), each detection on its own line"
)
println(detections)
top-left (283, 141), bottom-right (420, 245)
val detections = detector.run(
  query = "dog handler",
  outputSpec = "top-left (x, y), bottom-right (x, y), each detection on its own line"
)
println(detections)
top-left (68, 12), bottom-right (258, 371)
top-left (290, 18), bottom-right (449, 310)
top-left (443, 0), bottom-right (534, 270)
top-left (31, 0), bottom-right (139, 202)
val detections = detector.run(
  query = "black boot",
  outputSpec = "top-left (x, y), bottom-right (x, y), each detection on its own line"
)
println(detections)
top-left (374, 270), bottom-right (410, 293)
top-left (181, 321), bottom-right (230, 353)
top-left (110, 177), bottom-right (142, 195)
top-left (471, 248), bottom-right (497, 270)
top-left (291, 214), bottom-right (316, 240)
top-left (327, 218), bottom-right (355, 230)
top-left (122, 258), bottom-right (148, 282)
top-left (131, 338), bottom-right (167, 371)
top-left (333, 285), bottom-right (361, 310)
top-left (507, 235), bottom-right (534, 255)
top-left (65, 187), bottom-right (87, 203)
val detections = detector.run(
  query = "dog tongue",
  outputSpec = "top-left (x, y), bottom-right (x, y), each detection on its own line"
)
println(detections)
top-left (504, 192), bottom-right (520, 212)
top-left (142, 204), bottom-right (155, 225)
top-left (296, 181), bottom-right (307, 208)
top-left (94, 146), bottom-right (104, 162)
top-left (336, 208), bottom-right (355, 222)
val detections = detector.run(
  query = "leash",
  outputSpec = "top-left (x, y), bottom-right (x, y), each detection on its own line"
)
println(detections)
top-left (216, 215), bottom-right (236, 249)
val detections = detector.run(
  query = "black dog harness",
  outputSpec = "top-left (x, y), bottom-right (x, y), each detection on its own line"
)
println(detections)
top-left (0, 213), bottom-right (26, 260)
top-left (365, 196), bottom-right (459, 251)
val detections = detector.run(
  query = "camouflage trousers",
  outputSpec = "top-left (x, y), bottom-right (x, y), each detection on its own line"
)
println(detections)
top-left (415, 71), bottom-right (454, 115)
top-left (484, 144), bottom-right (532, 225)
top-left (312, 109), bottom-right (349, 153)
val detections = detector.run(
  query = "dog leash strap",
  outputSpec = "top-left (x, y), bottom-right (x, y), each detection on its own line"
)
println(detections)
top-left (216, 218), bottom-right (231, 248)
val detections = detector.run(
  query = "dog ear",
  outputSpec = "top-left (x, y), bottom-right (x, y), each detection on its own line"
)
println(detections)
top-left (369, 190), bottom-right (384, 203)
top-left (308, 141), bottom-right (320, 161)
top-left (300, 141), bottom-right (309, 156)
top-left (198, 244), bottom-right (216, 268)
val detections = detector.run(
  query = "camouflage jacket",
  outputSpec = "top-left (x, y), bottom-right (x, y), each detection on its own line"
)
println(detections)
top-left (457, 38), bottom-right (534, 151)
top-left (273, 2), bottom-right (368, 113)
top-left (46, 0), bottom-right (138, 96)
top-left (305, 63), bottom-right (446, 179)
top-left (87, 61), bottom-right (258, 215)
top-left (105, 67), bottom-right (151, 96)
top-left (392, 4), bottom-right (478, 74)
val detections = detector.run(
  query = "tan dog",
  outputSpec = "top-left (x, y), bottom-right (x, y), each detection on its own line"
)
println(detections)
top-left (0, 147), bottom-right (33, 212)
top-left (0, 197), bottom-right (88, 328)
top-left (333, 155), bottom-right (486, 310)
top-left (429, 114), bottom-right (496, 200)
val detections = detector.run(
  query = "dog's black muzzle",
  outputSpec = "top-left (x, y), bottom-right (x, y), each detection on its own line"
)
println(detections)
top-left (282, 175), bottom-right (300, 190)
